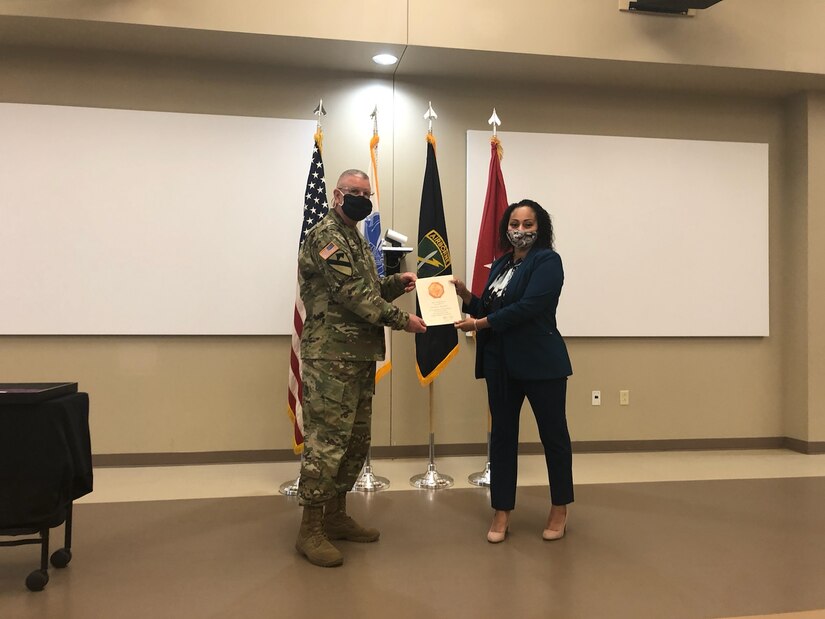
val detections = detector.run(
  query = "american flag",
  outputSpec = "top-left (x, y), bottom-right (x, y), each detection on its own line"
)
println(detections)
top-left (286, 134), bottom-right (328, 453)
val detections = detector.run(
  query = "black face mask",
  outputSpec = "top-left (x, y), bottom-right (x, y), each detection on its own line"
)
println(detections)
top-left (341, 194), bottom-right (372, 222)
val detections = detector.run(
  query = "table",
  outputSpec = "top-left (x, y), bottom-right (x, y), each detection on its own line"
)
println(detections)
top-left (0, 391), bottom-right (93, 590)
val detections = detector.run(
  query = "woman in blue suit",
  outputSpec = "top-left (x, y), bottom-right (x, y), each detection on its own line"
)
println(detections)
top-left (454, 199), bottom-right (573, 543)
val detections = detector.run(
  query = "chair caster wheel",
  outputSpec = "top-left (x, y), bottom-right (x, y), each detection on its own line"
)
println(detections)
top-left (26, 569), bottom-right (49, 591)
top-left (51, 548), bottom-right (72, 568)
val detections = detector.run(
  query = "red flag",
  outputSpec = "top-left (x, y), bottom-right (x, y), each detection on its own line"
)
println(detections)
top-left (286, 131), bottom-right (329, 454)
top-left (471, 137), bottom-right (509, 298)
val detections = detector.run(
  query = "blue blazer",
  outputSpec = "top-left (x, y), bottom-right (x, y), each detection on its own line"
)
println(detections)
top-left (465, 247), bottom-right (572, 381)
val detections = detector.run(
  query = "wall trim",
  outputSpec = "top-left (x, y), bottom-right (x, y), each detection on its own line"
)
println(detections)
top-left (782, 437), bottom-right (825, 454)
top-left (91, 436), bottom-right (825, 467)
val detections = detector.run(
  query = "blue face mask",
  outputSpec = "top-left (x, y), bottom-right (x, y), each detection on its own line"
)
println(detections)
top-left (507, 229), bottom-right (537, 249)
top-left (341, 194), bottom-right (372, 221)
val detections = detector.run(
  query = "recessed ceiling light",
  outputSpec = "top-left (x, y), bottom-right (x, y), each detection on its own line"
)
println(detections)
top-left (372, 53), bottom-right (398, 66)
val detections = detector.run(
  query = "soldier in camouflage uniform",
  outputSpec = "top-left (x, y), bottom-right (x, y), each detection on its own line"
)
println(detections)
top-left (295, 169), bottom-right (427, 567)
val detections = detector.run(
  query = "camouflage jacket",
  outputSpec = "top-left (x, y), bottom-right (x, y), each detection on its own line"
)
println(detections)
top-left (299, 209), bottom-right (410, 361)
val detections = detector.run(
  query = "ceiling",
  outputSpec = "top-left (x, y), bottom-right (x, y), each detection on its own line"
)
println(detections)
top-left (2, 14), bottom-right (824, 99)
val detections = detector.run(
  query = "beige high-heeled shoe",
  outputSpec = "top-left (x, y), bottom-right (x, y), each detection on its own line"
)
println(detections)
top-left (487, 511), bottom-right (510, 543)
top-left (487, 527), bottom-right (509, 543)
top-left (542, 508), bottom-right (568, 541)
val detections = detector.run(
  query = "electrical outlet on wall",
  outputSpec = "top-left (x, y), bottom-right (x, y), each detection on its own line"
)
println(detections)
top-left (620, 390), bottom-right (630, 406)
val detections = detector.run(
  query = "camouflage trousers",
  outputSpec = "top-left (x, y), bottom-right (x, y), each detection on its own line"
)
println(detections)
top-left (298, 359), bottom-right (376, 506)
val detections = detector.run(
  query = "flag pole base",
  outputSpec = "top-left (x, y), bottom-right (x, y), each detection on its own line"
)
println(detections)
top-left (352, 464), bottom-right (390, 492)
top-left (468, 461), bottom-right (491, 487)
top-left (410, 463), bottom-right (453, 490)
top-left (278, 476), bottom-right (300, 496)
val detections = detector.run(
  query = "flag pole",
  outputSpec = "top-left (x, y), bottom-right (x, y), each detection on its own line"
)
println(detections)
top-left (409, 101), bottom-right (454, 490)
top-left (468, 410), bottom-right (492, 487)
top-left (280, 99), bottom-right (328, 496)
top-left (468, 108), bottom-right (503, 488)
top-left (410, 383), bottom-right (454, 489)
top-left (279, 474), bottom-right (301, 496)
top-left (489, 107), bottom-right (500, 137)
top-left (352, 450), bottom-right (390, 492)
top-left (352, 104), bottom-right (392, 493)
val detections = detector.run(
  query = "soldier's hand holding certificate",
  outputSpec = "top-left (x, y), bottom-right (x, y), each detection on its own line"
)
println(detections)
top-left (415, 275), bottom-right (462, 326)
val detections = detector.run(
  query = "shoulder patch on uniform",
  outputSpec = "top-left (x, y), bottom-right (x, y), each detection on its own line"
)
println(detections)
top-left (320, 242), bottom-right (339, 260)
top-left (327, 250), bottom-right (353, 276)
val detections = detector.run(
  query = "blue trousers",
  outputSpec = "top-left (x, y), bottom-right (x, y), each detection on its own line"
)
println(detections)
top-left (484, 370), bottom-right (573, 510)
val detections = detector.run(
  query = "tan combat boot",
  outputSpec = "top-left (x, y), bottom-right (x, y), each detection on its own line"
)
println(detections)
top-left (323, 493), bottom-right (380, 543)
top-left (295, 505), bottom-right (344, 567)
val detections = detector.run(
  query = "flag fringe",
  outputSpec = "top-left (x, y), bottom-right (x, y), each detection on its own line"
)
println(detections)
top-left (286, 404), bottom-right (305, 455)
top-left (415, 344), bottom-right (459, 386)
top-left (370, 140), bottom-right (381, 203)
top-left (314, 129), bottom-right (324, 153)
top-left (425, 132), bottom-right (437, 153)
top-left (491, 135), bottom-right (503, 161)
top-left (375, 360), bottom-right (392, 383)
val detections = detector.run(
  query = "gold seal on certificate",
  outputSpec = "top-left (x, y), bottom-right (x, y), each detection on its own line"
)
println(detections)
top-left (415, 276), bottom-right (462, 326)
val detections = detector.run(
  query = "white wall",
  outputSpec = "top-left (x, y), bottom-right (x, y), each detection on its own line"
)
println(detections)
top-left (466, 130), bottom-right (770, 336)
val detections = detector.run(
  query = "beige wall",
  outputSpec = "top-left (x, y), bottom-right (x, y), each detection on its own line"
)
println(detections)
top-left (409, 0), bottom-right (825, 74)
top-left (780, 93), bottom-right (825, 445)
top-left (781, 95), bottom-right (809, 441)
top-left (0, 49), bottom-right (401, 455)
top-left (389, 77), bottom-right (787, 449)
top-left (0, 0), bottom-right (408, 44)
top-left (1, 1), bottom-right (823, 457)
top-left (5, 0), bottom-right (825, 74)
top-left (805, 94), bottom-right (825, 440)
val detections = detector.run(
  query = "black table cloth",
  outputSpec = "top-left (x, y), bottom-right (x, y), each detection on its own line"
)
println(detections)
top-left (0, 393), bottom-right (93, 530)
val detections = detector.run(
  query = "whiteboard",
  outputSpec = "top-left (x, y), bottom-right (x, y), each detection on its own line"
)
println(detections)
top-left (0, 103), bottom-right (317, 335)
top-left (466, 130), bottom-right (769, 337)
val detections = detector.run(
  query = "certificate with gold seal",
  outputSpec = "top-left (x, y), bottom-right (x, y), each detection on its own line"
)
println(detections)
top-left (415, 275), bottom-right (462, 326)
